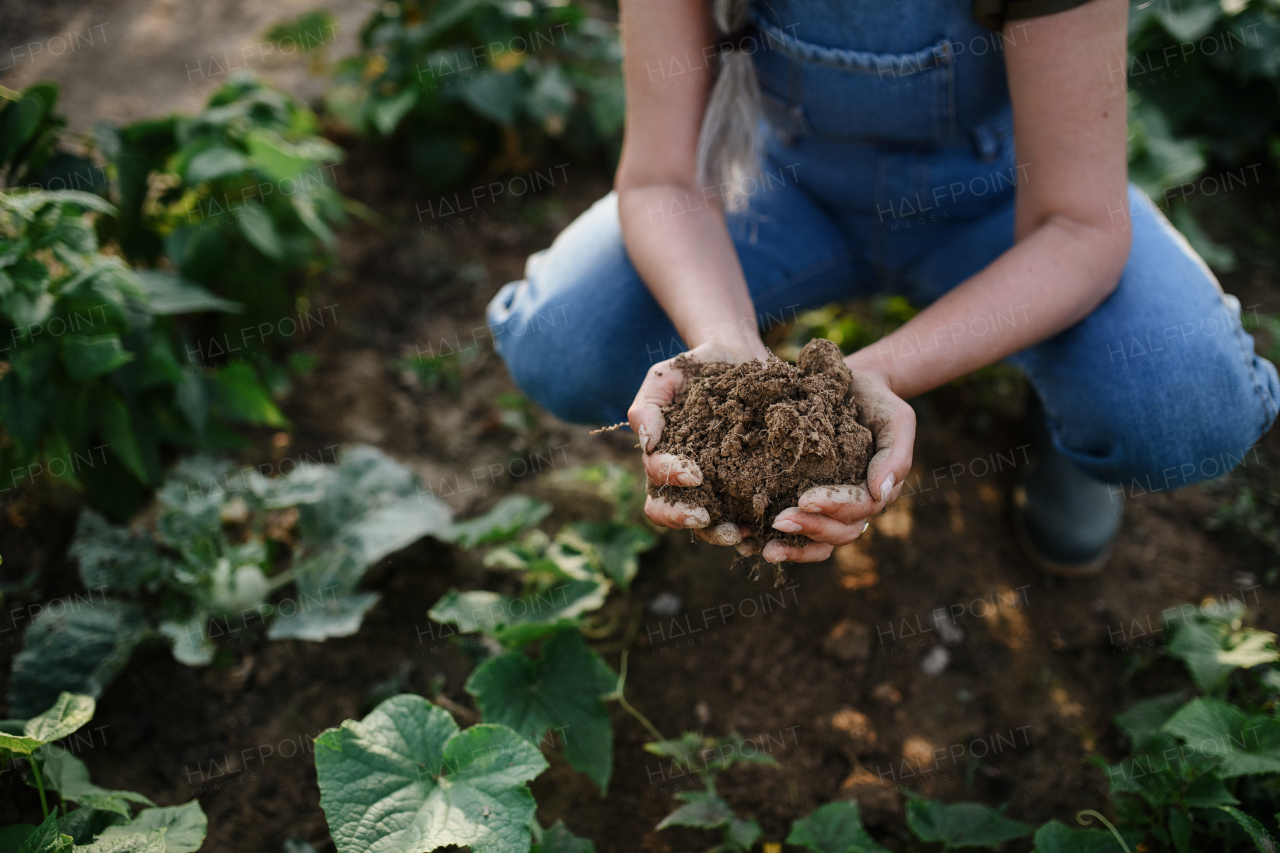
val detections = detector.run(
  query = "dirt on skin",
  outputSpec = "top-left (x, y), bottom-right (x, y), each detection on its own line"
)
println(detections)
top-left (650, 339), bottom-right (873, 551)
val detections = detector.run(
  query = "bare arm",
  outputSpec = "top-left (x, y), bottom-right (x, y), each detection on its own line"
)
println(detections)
top-left (614, 0), bottom-right (769, 359)
top-left (844, 0), bottom-right (1133, 398)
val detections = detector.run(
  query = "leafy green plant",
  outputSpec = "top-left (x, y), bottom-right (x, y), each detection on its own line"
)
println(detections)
top-left (646, 731), bottom-right (780, 853)
top-left (8, 445), bottom-right (453, 717)
top-left (426, 465), bottom-right (656, 792)
top-left (0, 83), bottom-right (105, 195)
top-left (0, 189), bottom-right (282, 514)
top-left (312, 694), bottom-right (596, 853)
top-left (0, 692), bottom-right (207, 850)
top-left (325, 0), bottom-right (623, 188)
top-left (95, 73), bottom-right (351, 342)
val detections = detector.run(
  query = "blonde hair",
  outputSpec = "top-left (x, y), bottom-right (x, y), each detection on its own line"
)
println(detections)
top-left (696, 0), bottom-right (763, 213)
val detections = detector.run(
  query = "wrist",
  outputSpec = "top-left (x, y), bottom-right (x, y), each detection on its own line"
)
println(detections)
top-left (686, 321), bottom-right (769, 361)
top-left (843, 348), bottom-right (899, 396)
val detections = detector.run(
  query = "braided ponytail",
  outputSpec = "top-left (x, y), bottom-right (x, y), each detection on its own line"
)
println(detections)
top-left (696, 0), bottom-right (763, 213)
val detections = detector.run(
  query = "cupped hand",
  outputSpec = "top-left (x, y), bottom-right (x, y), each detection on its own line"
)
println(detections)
top-left (628, 339), bottom-right (766, 549)
top-left (753, 366), bottom-right (916, 564)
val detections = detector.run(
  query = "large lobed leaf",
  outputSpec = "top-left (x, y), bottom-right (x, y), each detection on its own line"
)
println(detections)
top-left (315, 695), bottom-right (548, 853)
top-left (466, 629), bottom-right (617, 791)
top-left (7, 602), bottom-right (148, 718)
top-left (905, 798), bottom-right (1034, 848)
top-left (787, 801), bottom-right (889, 853)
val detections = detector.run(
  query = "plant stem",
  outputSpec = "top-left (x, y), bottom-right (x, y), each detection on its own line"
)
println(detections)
top-left (612, 649), bottom-right (665, 743)
top-left (28, 754), bottom-right (49, 820)
top-left (1076, 810), bottom-right (1132, 853)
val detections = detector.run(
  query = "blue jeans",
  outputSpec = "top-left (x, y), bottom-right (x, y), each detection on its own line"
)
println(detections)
top-left (486, 1), bottom-right (1279, 490)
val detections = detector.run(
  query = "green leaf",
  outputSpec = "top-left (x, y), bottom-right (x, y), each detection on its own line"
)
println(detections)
top-left (245, 129), bottom-right (314, 182)
top-left (726, 816), bottom-right (762, 852)
top-left (233, 199), bottom-right (285, 261)
top-left (369, 89), bottom-right (418, 136)
top-left (1115, 692), bottom-right (1185, 753)
top-left (132, 271), bottom-right (242, 314)
top-left (158, 620), bottom-right (216, 666)
top-left (460, 71), bottom-right (526, 126)
top-left (0, 732), bottom-right (44, 755)
top-left (787, 801), bottom-right (890, 853)
top-left (1029, 820), bottom-right (1121, 853)
top-left (62, 332), bottom-right (134, 380)
top-left (75, 830), bottom-right (167, 852)
top-left (1219, 806), bottom-right (1276, 853)
top-left (184, 145), bottom-right (249, 183)
top-left (314, 695), bottom-right (548, 853)
top-left (1167, 615), bottom-right (1279, 692)
top-left (15, 813), bottom-right (73, 853)
top-left (95, 801), bottom-right (207, 853)
top-left (556, 521), bottom-right (654, 588)
top-left (38, 750), bottom-right (154, 816)
top-left (1168, 808), bottom-right (1191, 853)
top-left (100, 393), bottom-right (150, 485)
top-left (466, 629), bottom-right (616, 791)
top-left (7, 601), bottom-right (148, 718)
top-left (445, 495), bottom-right (552, 549)
top-left (1161, 697), bottom-right (1280, 777)
top-left (657, 789), bottom-right (734, 830)
top-left (209, 362), bottom-right (289, 427)
top-left (0, 825), bottom-right (37, 853)
top-left (532, 821), bottom-right (595, 853)
top-left (906, 798), bottom-right (1034, 848)
top-left (429, 578), bottom-right (608, 645)
top-left (23, 692), bottom-right (94, 744)
top-left (266, 591), bottom-right (380, 642)
top-left (70, 510), bottom-right (174, 595)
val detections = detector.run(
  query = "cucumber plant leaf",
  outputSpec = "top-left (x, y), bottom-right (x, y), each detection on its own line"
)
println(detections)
top-left (1161, 697), bottom-right (1280, 777)
top-left (905, 798), bottom-right (1034, 848)
top-left (23, 693), bottom-right (94, 744)
top-left (314, 695), bottom-right (548, 853)
top-left (75, 830), bottom-right (168, 852)
top-left (7, 604), bottom-right (147, 718)
top-left (1114, 692), bottom-right (1186, 753)
top-left (1167, 611), bottom-right (1279, 692)
top-left (555, 521), bottom-right (654, 589)
top-left (1218, 806), bottom-right (1277, 853)
top-left (1028, 820), bottom-right (1121, 853)
top-left (466, 628), bottom-right (617, 791)
top-left (786, 801), bottom-right (890, 853)
top-left (94, 801), bottom-right (207, 852)
top-left (444, 495), bottom-right (552, 549)
top-left (531, 821), bottom-right (595, 853)
top-left (14, 813), bottom-right (73, 853)
top-left (429, 578), bottom-right (608, 646)
top-left (38, 750), bottom-right (155, 816)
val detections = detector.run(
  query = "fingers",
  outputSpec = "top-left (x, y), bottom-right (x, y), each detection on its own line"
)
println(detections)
top-left (735, 536), bottom-right (759, 557)
top-left (773, 508), bottom-right (870, 546)
top-left (644, 494), bottom-right (709, 530)
top-left (627, 360), bottom-right (684, 454)
top-left (795, 483), bottom-right (880, 525)
top-left (849, 374), bottom-right (916, 502)
top-left (644, 452), bottom-right (703, 488)
top-left (695, 523), bottom-right (743, 547)
top-left (762, 539), bottom-right (833, 564)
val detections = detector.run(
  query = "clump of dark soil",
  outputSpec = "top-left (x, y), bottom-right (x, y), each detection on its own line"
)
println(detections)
top-left (650, 339), bottom-right (873, 553)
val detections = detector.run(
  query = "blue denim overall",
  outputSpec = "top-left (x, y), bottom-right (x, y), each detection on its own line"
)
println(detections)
top-left (486, 0), bottom-right (1279, 489)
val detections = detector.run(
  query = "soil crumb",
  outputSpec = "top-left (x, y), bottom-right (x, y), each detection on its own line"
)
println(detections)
top-left (650, 339), bottom-right (873, 554)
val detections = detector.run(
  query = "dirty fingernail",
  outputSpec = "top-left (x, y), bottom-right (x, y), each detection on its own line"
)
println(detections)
top-left (854, 519), bottom-right (870, 538)
top-left (676, 472), bottom-right (698, 487)
top-left (772, 519), bottom-right (802, 533)
top-left (675, 504), bottom-right (708, 528)
top-left (638, 424), bottom-right (651, 454)
top-left (712, 523), bottom-right (741, 545)
top-left (880, 473), bottom-right (895, 501)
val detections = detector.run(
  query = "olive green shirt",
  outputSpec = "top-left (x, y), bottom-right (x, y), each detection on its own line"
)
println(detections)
top-left (973, 0), bottom-right (1098, 30)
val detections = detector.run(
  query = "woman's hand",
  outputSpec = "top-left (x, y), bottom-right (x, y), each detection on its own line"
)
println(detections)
top-left (628, 339), bottom-right (767, 550)
top-left (754, 366), bottom-right (916, 563)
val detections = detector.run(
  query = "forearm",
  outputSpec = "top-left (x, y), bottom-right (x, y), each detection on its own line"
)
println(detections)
top-left (845, 216), bottom-right (1129, 399)
top-left (618, 184), bottom-right (769, 358)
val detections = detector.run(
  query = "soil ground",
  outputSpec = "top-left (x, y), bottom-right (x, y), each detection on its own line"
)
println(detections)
top-left (1, 3), bottom-right (1278, 851)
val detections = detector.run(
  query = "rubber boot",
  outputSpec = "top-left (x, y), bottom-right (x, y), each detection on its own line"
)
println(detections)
top-left (1012, 396), bottom-right (1124, 577)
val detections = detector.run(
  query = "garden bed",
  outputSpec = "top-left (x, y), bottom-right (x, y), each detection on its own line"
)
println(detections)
top-left (1, 137), bottom-right (1276, 851)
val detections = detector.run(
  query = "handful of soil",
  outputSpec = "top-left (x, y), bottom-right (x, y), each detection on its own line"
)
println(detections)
top-left (649, 338), bottom-right (874, 553)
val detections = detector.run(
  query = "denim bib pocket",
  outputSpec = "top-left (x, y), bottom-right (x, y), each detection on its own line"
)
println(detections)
top-left (750, 13), bottom-right (958, 147)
